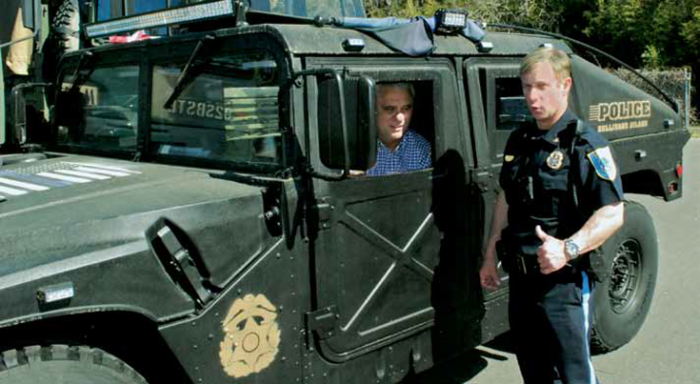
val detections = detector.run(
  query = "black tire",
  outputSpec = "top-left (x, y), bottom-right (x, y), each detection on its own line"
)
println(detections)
top-left (0, 345), bottom-right (149, 384)
top-left (52, 0), bottom-right (81, 53)
top-left (42, 0), bottom-right (81, 82)
top-left (590, 201), bottom-right (658, 354)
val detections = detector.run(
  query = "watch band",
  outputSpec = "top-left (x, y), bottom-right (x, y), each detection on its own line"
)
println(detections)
top-left (564, 238), bottom-right (580, 260)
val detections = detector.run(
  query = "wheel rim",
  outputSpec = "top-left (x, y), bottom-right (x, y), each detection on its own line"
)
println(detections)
top-left (608, 239), bottom-right (643, 314)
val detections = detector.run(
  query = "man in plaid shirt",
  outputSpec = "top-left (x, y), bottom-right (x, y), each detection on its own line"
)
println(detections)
top-left (367, 83), bottom-right (432, 176)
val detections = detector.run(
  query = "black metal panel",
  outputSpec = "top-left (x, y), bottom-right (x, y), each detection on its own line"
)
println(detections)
top-left (270, 25), bottom-right (570, 57)
top-left (0, 240), bottom-right (195, 328)
top-left (158, 180), bottom-right (308, 383)
top-left (571, 55), bottom-right (682, 140)
top-left (314, 172), bottom-right (439, 360)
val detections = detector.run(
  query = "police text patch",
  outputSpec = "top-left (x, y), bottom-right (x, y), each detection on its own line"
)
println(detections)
top-left (587, 146), bottom-right (617, 181)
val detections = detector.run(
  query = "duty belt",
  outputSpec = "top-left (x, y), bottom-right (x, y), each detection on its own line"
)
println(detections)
top-left (509, 254), bottom-right (539, 275)
top-left (496, 239), bottom-right (539, 276)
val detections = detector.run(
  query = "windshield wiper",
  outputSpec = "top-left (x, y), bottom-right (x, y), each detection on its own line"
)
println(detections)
top-left (69, 51), bottom-right (95, 93)
top-left (163, 34), bottom-right (216, 109)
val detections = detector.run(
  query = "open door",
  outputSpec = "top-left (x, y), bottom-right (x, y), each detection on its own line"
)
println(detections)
top-left (307, 67), bottom-right (484, 363)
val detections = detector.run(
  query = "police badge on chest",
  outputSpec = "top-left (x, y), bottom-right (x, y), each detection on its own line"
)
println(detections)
top-left (546, 150), bottom-right (565, 170)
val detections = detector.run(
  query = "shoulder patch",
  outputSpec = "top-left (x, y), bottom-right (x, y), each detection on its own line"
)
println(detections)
top-left (587, 146), bottom-right (617, 181)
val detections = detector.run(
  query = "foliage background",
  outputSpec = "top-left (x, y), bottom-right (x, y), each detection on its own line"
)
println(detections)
top-left (362, 0), bottom-right (699, 123)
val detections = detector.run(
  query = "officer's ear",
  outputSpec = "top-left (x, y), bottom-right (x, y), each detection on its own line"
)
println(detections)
top-left (559, 76), bottom-right (573, 92)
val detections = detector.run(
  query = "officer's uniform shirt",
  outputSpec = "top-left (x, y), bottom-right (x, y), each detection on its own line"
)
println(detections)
top-left (499, 109), bottom-right (624, 257)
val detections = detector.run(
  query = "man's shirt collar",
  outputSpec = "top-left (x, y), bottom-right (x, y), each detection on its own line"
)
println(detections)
top-left (378, 129), bottom-right (413, 153)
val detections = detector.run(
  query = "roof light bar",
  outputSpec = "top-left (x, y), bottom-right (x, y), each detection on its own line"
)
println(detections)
top-left (85, 0), bottom-right (235, 38)
top-left (434, 9), bottom-right (469, 34)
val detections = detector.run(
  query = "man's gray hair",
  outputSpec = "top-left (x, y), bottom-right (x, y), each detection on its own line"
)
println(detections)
top-left (378, 82), bottom-right (415, 99)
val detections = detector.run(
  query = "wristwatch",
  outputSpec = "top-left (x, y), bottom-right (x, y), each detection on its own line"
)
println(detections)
top-left (564, 238), bottom-right (580, 261)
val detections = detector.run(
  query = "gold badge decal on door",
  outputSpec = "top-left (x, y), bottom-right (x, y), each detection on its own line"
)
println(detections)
top-left (219, 294), bottom-right (281, 378)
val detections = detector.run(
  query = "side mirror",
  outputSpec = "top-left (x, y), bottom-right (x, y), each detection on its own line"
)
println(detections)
top-left (8, 85), bottom-right (28, 146)
top-left (317, 74), bottom-right (377, 171)
top-left (7, 83), bottom-right (48, 146)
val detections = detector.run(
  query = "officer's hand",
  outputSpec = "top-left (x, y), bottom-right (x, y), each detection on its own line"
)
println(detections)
top-left (535, 225), bottom-right (568, 274)
top-left (479, 256), bottom-right (501, 291)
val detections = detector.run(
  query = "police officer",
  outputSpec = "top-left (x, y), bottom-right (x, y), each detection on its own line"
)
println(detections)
top-left (479, 47), bottom-right (624, 384)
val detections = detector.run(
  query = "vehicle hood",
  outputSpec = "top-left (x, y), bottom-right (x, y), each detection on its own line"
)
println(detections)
top-left (0, 154), bottom-right (272, 288)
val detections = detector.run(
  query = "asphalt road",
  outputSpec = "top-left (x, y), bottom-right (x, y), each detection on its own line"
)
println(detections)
top-left (414, 138), bottom-right (700, 384)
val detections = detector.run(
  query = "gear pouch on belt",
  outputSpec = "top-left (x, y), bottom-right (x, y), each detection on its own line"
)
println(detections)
top-left (495, 228), bottom-right (541, 274)
top-left (495, 238), bottom-right (514, 273)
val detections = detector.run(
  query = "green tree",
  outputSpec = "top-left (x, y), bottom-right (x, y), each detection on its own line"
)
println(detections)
top-left (681, 5), bottom-right (700, 58)
top-left (361, 0), bottom-right (698, 115)
top-left (582, 0), bottom-right (652, 66)
top-left (363, 0), bottom-right (567, 30)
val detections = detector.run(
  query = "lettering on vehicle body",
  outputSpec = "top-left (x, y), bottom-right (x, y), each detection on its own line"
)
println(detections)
top-left (589, 100), bottom-right (651, 133)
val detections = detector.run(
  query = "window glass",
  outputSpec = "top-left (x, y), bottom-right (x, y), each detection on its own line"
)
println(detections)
top-left (268, 0), bottom-right (364, 17)
top-left (366, 81), bottom-right (434, 177)
top-left (495, 77), bottom-right (532, 131)
top-left (57, 65), bottom-right (140, 153)
top-left (151, 51), bottom-right (281, 166)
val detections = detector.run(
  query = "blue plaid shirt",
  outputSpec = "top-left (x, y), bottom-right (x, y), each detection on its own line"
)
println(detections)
top-left (367, 130), bottom-right (432, 176)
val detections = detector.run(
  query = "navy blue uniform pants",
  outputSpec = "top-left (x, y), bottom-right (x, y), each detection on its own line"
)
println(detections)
top-left (509, 269), bottom-right (599, 384)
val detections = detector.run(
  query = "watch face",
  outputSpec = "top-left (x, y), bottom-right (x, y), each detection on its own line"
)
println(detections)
top-left (566, 240), bottom-right (580, 259)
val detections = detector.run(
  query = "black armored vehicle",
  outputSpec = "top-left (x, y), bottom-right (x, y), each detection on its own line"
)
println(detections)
top-left (0, 0), bottom-right (690, 383)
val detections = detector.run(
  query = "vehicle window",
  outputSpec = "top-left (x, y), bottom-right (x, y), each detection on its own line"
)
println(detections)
top-left (495, 77), bottom-right (531, 131)
top-left (268, 0), bottom-right (364, 17)
top-left (151, 51), bottom-right (281, 166)
top-left (468, 61), bottom-right (524, 163)
top-left (366, 81), bottom-right (434, 177)
top-left (57, 65), bottom-right (139, 153)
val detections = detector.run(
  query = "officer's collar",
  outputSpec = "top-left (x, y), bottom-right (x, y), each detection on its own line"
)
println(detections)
top-left (538, 110), bottom-right (577, 145)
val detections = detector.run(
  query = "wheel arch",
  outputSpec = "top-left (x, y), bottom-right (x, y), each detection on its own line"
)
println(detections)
top-left (0, 311), bottom-right (191, 384)
top-left (621, 169), bottom-right (665, 199)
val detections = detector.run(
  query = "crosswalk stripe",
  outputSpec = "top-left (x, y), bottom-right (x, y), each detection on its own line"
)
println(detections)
top-left (37, 172), bottom-right (92, 184)
top-left (0, 177), bottom-right (50, 191)
top-left (0, 185), bottom-right (28, 196)
top-left (55, 169), bottom-right (111, 180)
top-left (0, 171), bottom-right (71, 187)
top-left (74, 166), bottom-right (131, 177)
top-left (65, 162), bottom-right (140, 174)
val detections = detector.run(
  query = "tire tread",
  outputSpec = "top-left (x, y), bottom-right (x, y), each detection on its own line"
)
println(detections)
top-left (0, 345), bottom-right (148, 384)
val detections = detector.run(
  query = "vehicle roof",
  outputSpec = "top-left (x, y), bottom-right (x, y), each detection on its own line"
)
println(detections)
top-left (66, 22), bottom-right (572, 60)
top-left (231, 24), bottom-right (572, 57)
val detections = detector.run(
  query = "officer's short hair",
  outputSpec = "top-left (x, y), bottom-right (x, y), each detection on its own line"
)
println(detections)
top-left (378, 82), bottom-right (415, 100)
top-left (520, 47), bottom-right (571, 83)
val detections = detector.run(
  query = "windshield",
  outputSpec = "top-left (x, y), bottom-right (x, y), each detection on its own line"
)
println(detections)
top-left (151, 50), bottom-right (281, 166)
top-left (56, 48), bottom-right (284, 169)
top-left (95, 0), bottom-right (365, 24)
top-left (57, 65), bottom-right (140, 153)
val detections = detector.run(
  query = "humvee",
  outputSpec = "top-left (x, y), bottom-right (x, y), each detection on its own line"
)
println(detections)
top-left (0, 0), bottom-right (690, 383)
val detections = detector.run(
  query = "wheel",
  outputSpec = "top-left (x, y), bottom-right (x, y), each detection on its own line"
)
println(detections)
top-left (52, 0), bottom-right (81, 53)
top-left (0, 345), bottom-right (148, 384)
top-left (590, 201), bottom-right (658, 354)
top-left (42, 0), bottom-right (81, 82)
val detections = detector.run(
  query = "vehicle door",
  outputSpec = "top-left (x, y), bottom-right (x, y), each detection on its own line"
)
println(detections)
top-left (462, 58), bottom-right (528, 297)
top-left (305, 57), bottom-right (483, 362)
